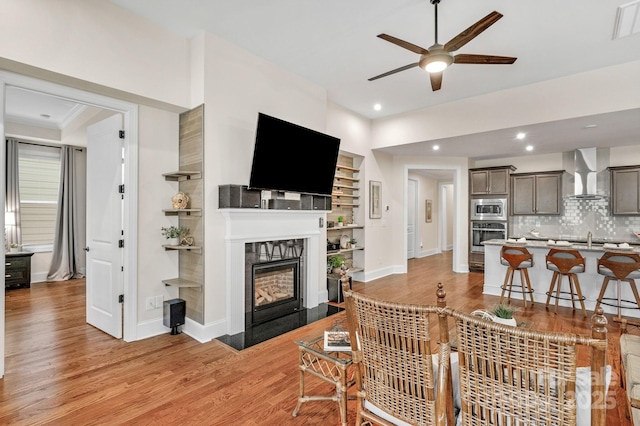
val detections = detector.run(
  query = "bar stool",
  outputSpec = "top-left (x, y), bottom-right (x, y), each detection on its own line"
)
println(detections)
top-left (499, 245), bottom-right (535, 307)
top-left (595, 251), bottom-right (640, 323)
top-left (545, 248), bottom-right (587, 317)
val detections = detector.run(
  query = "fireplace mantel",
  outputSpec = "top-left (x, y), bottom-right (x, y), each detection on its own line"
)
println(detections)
top-left (220, 209), bottom-right (325, 334)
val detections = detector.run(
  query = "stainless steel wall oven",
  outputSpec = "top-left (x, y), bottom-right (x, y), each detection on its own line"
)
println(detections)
top-left (470, 221), bottom-right (507, 252)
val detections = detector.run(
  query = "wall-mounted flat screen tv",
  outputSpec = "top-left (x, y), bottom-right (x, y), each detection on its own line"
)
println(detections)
top-left (249, 113), bottom-right (341, 196)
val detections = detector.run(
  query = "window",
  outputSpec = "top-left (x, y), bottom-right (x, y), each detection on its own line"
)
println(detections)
top-left (18, 143), bottom-right (61, 247)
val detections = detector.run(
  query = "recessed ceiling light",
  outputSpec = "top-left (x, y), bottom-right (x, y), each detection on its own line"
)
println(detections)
top-left (584, 124), bottom-right (598, 129)
top-left (516, 132), bottom-right (526, 140)
top-left (433, 145), bottom-right (440, 151)
top-left (40, 114), bottom-right (51, 119)
top-left (526, 145), bottom-right (534, 151)
top-left (373, 103), bottom-right (382, 111)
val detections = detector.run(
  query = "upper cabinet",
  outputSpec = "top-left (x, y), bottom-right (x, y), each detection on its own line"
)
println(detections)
top-left (609, 165), bottom-right (640, 215)
top-left (469, 166), bottom-right (516, 196)
top-left (511, 171), bottom-right (563, 215)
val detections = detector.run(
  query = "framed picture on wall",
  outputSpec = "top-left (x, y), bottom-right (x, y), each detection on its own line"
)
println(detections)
top-left (369, 180), bottom-right (381, 219)
top-left (426, 199), bottom-right (432, 223)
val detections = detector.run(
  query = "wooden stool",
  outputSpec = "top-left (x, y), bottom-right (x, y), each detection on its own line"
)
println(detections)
top-left (499, 245), bottom-right (535, 307)
top-left (595, 251), bottom-right (640, 323)
top-left (545, 248), bottom-right (587, 317)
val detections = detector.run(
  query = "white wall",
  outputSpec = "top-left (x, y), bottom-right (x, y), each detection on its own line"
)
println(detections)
top-left (408, 173), bottom-right (439, 256)
top-left (371, 61), bottom-right (640, 149)
top-left (0, 0), bottom-right (190, 109)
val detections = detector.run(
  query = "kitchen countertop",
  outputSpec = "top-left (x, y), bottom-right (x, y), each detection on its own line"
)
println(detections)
top-left (482, 238), bottom-right (640, 253)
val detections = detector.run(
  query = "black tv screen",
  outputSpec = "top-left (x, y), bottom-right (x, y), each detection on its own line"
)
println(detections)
top-left (249, 113), bottom-right (341, 196)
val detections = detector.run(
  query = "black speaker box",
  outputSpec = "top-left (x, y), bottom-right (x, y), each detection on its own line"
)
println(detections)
top-left (219, 185), bottom-right (261, 209)
top-left (327, 275), bottom-right (352, 303)
top-left (163, 298), bottom-right (186, 334)
top-left (313, 195), bottom-right (332, 211)
top-left (268, 198), bottom-right (301, 210)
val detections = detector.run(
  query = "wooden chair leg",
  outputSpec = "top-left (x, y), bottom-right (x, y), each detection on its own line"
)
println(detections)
top-left (523, 268), bottom-right (534, 305)
top-left (554, 274), bottom-right (563, 314)
top-left (546, 272), bottom-right (558, 309)
top-left (571, 274), bottom-right (587, 317)
top-left (500, 267), bottom-right (513, 304)
top-left (518, 269), bottom-right (528, 308)
top-left (595, 277), bottom-right (610, 313)
top-left (628, 279), bottom-right (640, 312)
top-left (568, 276), bottom-right (577, 310)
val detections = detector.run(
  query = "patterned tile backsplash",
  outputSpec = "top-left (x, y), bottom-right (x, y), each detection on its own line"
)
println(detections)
top-left (510, 197), bottom-right (640, 243)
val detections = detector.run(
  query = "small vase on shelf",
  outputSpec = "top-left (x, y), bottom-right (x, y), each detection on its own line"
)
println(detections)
top-left (167, 237), bottom-right (179, 246)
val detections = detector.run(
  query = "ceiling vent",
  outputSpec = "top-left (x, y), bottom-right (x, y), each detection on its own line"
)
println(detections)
top-left (613, 1), bottom-right (640, 39)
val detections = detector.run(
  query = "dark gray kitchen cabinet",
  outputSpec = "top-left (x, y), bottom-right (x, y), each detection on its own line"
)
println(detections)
top-left (511, 171), bottom-right (563, 215)
top-left (469, 166), bottom-right (515, 195)
top-left (610, 166), bottom-right (640, 215)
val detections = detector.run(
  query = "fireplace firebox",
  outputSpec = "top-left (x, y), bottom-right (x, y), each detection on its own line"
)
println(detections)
top-left (250, 257), bottom-right (301, 325)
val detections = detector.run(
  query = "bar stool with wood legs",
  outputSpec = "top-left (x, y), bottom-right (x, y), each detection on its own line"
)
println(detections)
top-left (595, 251), bottom-right (640, 323)
top-left (545, 248), bottom-right (587, 317)
top-left (499, 245), bottom-right (535, 307)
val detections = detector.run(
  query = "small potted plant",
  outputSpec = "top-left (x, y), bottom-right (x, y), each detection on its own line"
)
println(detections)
top-left (491, 303), bottom-right (518, 327)
top-left (9, 243), bottom-right (19, 253)
top-left (161, 226), bottom-right (186, 246)
top-left (327, 255), bottom-right (345, 274)
top-left (349, 237), bottom-right (357, 248)
top-left (337, 216), bottom-right (344, 227)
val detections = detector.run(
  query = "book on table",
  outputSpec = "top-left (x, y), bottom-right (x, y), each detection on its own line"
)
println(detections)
top-left (323, 330), bottom-right (351, 352)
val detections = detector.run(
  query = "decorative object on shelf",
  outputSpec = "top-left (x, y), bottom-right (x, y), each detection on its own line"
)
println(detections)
top-left (349, 237), bottom-right (357, 247)
top-left (327, 255), bottom-right (345, 274)
top-left (161, 226), bottom-right (187, 246)
top-left (171, 192), bottom-right (189, 209)
top-left (180, 236), bottom-right (194, 246)
top-left (340, 235), bottom-right (350, 249)
top-left (369, 180), bottom-right (381, 219)
top-left (425, 199), bottom-right (432, 223)
top-left (327, 221), bottom-right (335, 228)
top-left (9, 243), bottom-right (19, 253)
top-left (337, 216), bottom-right (344, 227)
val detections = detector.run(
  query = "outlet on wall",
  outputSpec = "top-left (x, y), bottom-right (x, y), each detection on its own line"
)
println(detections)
top-left (154, 295), bottom-right (163, 309)
top-left (146, 296), bottom-right (155, 311)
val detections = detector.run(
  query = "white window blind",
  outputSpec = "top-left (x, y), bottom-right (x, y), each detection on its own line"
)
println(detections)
top-left (18, 143), bottom-right (61, 246)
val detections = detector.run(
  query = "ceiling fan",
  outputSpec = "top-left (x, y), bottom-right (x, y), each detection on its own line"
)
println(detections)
top-left (368, 0), bottom-right (517, 91)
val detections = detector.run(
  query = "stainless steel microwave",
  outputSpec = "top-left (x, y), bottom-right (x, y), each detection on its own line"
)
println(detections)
top-left (470, 198), bottom-right (507, 221)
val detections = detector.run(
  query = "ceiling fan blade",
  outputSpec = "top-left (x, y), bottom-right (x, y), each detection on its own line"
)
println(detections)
top-left (377, 34), bottom-right (429, 55)
top-left (454, 54), bottom-right (517, 64)
top-left (430, 72), bottom-right (443, 91)
top-left (368, 63), bottom-right (420, 81)
top-left (443, 11), bottom-right (503, 53)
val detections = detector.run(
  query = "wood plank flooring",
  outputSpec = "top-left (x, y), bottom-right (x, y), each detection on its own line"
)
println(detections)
top-left (0, 251), bottom-right (634, 425)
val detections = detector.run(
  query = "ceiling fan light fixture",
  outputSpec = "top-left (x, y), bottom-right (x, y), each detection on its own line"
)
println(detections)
top-left (419, 51), bottom-right (453, 73)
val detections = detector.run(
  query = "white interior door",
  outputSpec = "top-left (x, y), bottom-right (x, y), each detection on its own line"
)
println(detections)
top-left (407, 179), bottom-right (417, 259)
top-left (86, 114), bottom-right (124, 338)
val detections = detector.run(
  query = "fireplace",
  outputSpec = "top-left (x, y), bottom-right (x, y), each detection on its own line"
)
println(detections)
top-left (245, 239), bottom-right (304, 326)
top-left (251, 258), bottom-right (301, 325)
top-left (221, 209), bottom-right (324, 335)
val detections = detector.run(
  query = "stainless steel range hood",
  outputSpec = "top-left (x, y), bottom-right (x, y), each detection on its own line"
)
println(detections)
top-left (569, 147), bottom-right (607, 199)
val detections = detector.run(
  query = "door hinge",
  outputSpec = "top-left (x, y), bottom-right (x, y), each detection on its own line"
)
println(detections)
top-left (119, 184), bottom-right (125, 194)
top-left (119, 239), bottom-right (125, 248)
top-left (119, 294), bottom-right (124, 303)
top-left (119, 130), bottom-right (125, 139)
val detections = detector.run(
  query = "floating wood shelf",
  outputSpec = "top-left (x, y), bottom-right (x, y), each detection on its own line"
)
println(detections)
top-left (333, 183), bottom-right (359, 191)
top-left (332, 202), bottom-right (359, 207)
top-left (327, 225), bottom-right (363, 231)
top-left (163, 208), bottom-right (202, 216)
top-left (334, 175), bottom-right (359, 183)
top-left (162, 278), bottom-right (202, 289)
top-left (163, 244), bottom-right (202, 253)
top-left (162, 171), bottom-right (202, 181)
top-left (336, 165), bottom-right (359, 173)
top-left (327, 246), bottom-right (364, 256)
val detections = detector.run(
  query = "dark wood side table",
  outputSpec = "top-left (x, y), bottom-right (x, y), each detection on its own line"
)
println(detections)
top-left (5, 252), bottom-right (34, 289)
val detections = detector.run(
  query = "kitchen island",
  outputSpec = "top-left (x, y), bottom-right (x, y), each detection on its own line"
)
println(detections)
top-left (482, 238), bottom-right (640, 319)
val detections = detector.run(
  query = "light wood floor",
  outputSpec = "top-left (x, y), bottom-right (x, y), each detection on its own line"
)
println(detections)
top-left (0, 252), bottom-right (633, 425)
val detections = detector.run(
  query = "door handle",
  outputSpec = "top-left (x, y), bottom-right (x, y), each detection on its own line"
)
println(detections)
top-left (84, 247), bottom-right (90, 252)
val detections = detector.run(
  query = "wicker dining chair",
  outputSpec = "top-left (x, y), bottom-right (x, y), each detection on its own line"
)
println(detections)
top-left (451, 308), bottom-right (609, 426)
top-left (342, 278), bottom-right (455, 426)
